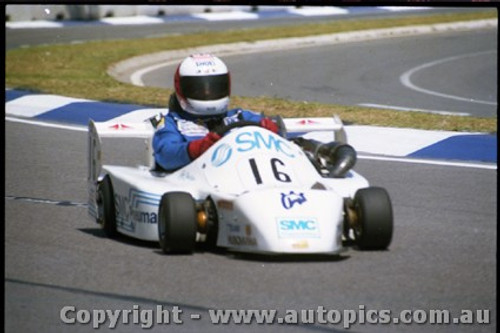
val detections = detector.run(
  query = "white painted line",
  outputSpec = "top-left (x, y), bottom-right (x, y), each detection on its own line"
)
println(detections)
top-left (100, 15), bottom-right (166, 25)
top-left (400, 50), bottom-right (498, 106)
top-left (6, 20), bottom-right (65, 29)
top-left (358, 103), bottom-right (470, 116)
top-left (378, 7), bottom-right (432, 12)
top-left (192, 10), bottom-right (259, 21)
top-left (358, 154), bottom-right (496, 170)
top-left (130, 59), bottom-right (180, 87)
top-left (287, 6), bottom-right (349, 16)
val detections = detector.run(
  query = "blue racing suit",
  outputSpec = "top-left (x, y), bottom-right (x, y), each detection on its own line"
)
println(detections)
top-left (153, 103), bottom-right (265, 171)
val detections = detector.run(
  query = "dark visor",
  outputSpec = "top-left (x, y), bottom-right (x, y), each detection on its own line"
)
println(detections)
top-left (180, 74), bottom-right (230, 101)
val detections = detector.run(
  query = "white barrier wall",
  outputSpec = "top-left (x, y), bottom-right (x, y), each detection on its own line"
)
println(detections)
top-left (5, 5), bottom-right (252, 21)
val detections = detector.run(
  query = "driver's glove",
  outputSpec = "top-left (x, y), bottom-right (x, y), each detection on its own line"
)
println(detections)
top-left (187, 132), bottom-right (221, 159)
top-left (260, 118), bottom-right (279, 134)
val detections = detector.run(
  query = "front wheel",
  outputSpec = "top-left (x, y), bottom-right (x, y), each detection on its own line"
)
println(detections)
top-left (158, 192), bottom-right (197, 254)
top-left (352, 187), bottom-right (393, 250)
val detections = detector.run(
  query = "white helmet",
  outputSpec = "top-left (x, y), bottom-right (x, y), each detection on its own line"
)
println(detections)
top-left (174, 54), bottom-right (231, 116)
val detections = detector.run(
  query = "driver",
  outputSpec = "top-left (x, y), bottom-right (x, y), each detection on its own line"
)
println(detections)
top-left (152, 54), bottom-right (279, 171)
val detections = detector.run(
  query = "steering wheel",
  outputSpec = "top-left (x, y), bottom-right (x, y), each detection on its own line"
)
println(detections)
top-left (214, 120), bottom-right (263, 136)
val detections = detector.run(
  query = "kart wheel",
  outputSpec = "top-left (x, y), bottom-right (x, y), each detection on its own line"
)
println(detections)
top-left (352, 187), bottom-right (393, 250)
top-left (158, 192), bottom-right (197, 254)
top-left (97, 175), bottom-right (118, 238)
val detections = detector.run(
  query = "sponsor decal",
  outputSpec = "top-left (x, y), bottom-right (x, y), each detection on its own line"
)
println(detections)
top-left (245, 225), bottom-right (252, 236)
top-left (114, 189), bottom-right (161, 232)
top-left (217, 200), bottom-right (234, 210)
top-left (228, 235), bottom-right (257, 246)
top-left (176, 119), bottom-right (209, 137)
top-left (195, 59), bottom-right (217, 67)
top-left (192, 53), bottom-right (217, 67)
top-left (235, 131), bottom-right (295, 158)
top-left (281, 191), bottom-right (306, 210)
top-left (178, 169), bottom-right (196, 181)
top-left (277, 218), bottom-right (320, 238)
top-left (296, 119), bottom-right (319, 125)
top-left (227, 223), bottom-right (240, 233)
top-left (292, 240), bottom-right (309, 249)
top-left (109, 123), bottom-right (133, 130)
top-left (156, 117), bottom-right (165, 130)
top-left (211, 144), bottom-right (233, 167)
top-left (210, 129), bottom-right (296, 167)
top-left (222, 113), bottom-right (241, 125)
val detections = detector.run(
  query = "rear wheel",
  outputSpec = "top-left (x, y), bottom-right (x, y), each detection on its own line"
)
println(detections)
top-left (97, 175), bottom-right (118, 238)
top-left (352, 187), bottom-right (393, 250)
top-left (158, 192), bottom-right (197, 254)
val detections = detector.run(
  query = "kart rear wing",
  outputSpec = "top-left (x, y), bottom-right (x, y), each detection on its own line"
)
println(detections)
top-left (87, 119), bottom-right (155, 219)
top-left (282, 115), bottom-right (347, 143)
top-left (88, 119), bottom-right (155, 185)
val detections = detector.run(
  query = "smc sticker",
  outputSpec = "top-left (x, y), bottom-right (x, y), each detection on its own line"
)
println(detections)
top-left (277, 218), bottom-right (320, 238)
top-left (210, 130), bottom-right (296, 168)
top-left (235, 131), bottom-right (295, 158)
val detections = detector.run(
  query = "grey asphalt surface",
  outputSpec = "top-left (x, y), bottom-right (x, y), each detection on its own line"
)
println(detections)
top-left (5, 120), bottom-right (497, 332)
top-left (5, 8), bottom-right (497, 332)
top-left (142, 28), bottom-right (497, 118)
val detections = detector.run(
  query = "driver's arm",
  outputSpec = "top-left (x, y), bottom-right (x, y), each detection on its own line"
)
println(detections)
top-left (235, 109), bottom-right (263, 123)
top-left (153, 118), bottom-right (221, 170)
top-left (152, 119), bottom-right (192, 171)
top-left (237, 109), bottom-right (279, 134)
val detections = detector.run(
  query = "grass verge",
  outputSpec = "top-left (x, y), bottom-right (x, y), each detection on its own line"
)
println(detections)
top-left (6, 9), bottom-right (497, 133)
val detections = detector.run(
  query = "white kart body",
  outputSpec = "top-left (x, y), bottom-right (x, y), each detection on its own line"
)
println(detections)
top-left (88, 116), bottom-right (370, 254)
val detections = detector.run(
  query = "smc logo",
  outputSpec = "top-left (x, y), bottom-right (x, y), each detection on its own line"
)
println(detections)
top-left (235, 131), bottom-right (295, 158)
top-left (279, 220), bottom-right (317, 231)
top-left (211, 143), bottom-right (233, 167)
top-left (277, 218), bottom-right (320, 238)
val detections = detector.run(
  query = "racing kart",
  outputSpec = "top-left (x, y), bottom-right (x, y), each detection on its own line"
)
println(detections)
top-left (87, 115), bottom-right (393, 255)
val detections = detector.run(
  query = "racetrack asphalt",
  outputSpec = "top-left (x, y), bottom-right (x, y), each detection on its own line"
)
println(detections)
top-left (5, 120), bottom-right (497, 332)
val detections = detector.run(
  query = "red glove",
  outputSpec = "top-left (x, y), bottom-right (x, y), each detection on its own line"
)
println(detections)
top-left (260, 118), bottom-right (279, 134)
top-left (188, 132), bottom-right (221, 159)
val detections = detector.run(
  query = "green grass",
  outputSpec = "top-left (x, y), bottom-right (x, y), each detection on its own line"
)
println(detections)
top-left (6, 9), bottom-right (497, 133)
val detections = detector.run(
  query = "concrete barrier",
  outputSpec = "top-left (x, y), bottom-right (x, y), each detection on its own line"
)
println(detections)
top-left (5, 5), bottom-right (253, 22)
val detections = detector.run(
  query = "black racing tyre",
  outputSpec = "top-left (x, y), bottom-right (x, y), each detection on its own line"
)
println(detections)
top-left (158, 192), bottom-right (197, 254)
top-left (97, 175), bottom-right (118, 238)
top-left (353, 187), bottom-right (393, 250)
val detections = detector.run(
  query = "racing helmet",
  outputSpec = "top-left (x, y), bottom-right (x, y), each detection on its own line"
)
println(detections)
top-left (174, 54), bottom-right (231, 116)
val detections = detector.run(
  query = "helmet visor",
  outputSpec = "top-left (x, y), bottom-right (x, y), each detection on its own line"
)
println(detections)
top-left (180, 74), bottom-right (230, 101)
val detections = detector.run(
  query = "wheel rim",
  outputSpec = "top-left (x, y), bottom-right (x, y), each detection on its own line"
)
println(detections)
top-left (353, 202), bottom-right (363, 241)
